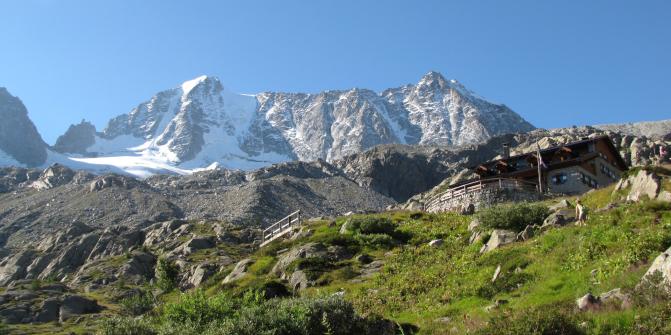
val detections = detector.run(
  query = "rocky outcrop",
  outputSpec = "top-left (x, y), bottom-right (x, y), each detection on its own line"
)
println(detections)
top-left (0, 88), bottom-right (47, 167)
top-left (576, 288), bottom-right (631, 311)
top-left (642, 246), bottom-right (671, 284)
top-left (59, 294), bottom-right (102, 321)
top-left (615, 169), bottom-right (665, 202)
top-left (223, 258), bottom-right (253, 284)
top-left (480, 230), bottom-right (517, 253)
top-left (53, 120), bottom-right (97, 155)
top-left (118, 251), bottom-right (156, 284)
top-left (30, 164), bottom-right (77, 190)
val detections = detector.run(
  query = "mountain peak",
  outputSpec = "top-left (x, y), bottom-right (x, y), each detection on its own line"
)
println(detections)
top-left (181, 75), bottom-right (216, 95)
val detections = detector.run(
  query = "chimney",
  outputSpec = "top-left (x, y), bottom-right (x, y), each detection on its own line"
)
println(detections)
top-left (502, 143), bottom-right (510, 159)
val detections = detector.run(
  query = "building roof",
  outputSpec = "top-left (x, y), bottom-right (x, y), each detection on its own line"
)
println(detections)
top-left (451, 135), bottom-right (628, 188)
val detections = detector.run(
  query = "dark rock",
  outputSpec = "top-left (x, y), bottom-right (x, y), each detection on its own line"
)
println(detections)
top-left (59, 295), bottom-right (101, 322)
top-left (36, 297), bottom-right (61, 322)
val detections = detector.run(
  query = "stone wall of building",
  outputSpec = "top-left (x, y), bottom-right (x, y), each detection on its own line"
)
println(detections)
top-left (425, 187), bottom-right (544, 213)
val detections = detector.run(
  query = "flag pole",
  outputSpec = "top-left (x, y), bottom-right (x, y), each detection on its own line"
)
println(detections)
top-left (536, 143), bottom-right (543, 194)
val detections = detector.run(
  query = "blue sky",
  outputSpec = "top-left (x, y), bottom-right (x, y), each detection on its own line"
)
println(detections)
top-left (1, 0), bottom-right (670, 144)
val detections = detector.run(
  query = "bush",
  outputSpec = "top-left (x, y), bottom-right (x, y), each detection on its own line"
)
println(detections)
top-left (120, 291), bottom-right (154, 316)
top-left (161, 290), bottom-right (236, 326)
top-left (97, 317), bottom-right (155, 335)
top-left (477, 203), bottom-right (550, 232)
top-left (155, 258), bottom-right (179, 292)
top-left (476, 306), bottom-right (583, 335)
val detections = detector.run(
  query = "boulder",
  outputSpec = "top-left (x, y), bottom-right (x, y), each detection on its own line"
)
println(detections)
top-left (30, 164), bottom-right (75, 190)
top-left (35, 297), bottom-right (61, 322)
top-left (271, 243), bottom-right (327, 276)
top-left (289, 270), bottom-right (309, 292)
top-left (491, 265), bottom-right (501, 283)
top-left (428, 239), bottom-right (444, 247)
top-left (480, 230), bottom-right (517, 253)
top-left (642, 246), bottom-right (671, 284)
top-left (517, 225), bottom-right (540, 242)
top-left (118, 251), bottom-right (156, 284)
top-left (658, 191), bottom-right (671, 203)
top-left (599, 288), bottom-right (631, 309)
top-left (618, 169), bottom-right (661, 201)
top-left (577, 289), bottom-right (631, 311)
top-left (0, 250), bottom-right (36, 286)
top-left (181, 236), bottom-right (216, 255)
top-left (59, 295), bottom-right (101, 321)
top-left (576, 293), bottom-right (600, 311)
top-left (468, 218), bottom-right (480, 232)
top-left (223, 258), bottom-right (253, 284)
top-left (0, 305), bottom-right (30, 324)
top-left (188, 263), bottom-right (216, 288)
top-left (542, 209), bottom-right (574, 227)
top-left (469, 231), bottom-right (483, 245)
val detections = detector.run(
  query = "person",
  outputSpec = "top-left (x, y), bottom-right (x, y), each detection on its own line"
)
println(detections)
top-left (575, 199), bottom-right (587, 226)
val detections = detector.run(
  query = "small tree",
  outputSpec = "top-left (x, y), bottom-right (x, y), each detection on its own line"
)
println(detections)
top-left (155, 258), bottom-right (179, 292)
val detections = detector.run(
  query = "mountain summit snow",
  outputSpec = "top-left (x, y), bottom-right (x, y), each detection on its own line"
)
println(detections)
top-left (48, 71), bottom-right (533, 175)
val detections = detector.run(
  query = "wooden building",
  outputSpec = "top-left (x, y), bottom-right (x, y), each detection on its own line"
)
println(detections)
top-left (468, 135), bottom-right (628, 195)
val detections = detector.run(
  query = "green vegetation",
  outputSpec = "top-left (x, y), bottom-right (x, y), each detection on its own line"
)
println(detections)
top-left (155, 258), bottom-right (179, 292)
top-left (88, 175), bottom-right (671, 334)
top-left (477, 202), bottom-right (550, 232)
top-left (98, 291), bottom-right (389, 335)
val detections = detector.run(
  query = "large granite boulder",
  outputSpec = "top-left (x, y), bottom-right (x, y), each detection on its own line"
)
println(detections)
top-left (480, 230), bottom-right (517, 253)
top-left (223, 258), bottom-right (253, 284)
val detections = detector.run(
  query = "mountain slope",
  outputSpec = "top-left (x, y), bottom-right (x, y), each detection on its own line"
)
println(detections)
top-left (51, 72), bottom-right (534, 175)
top-left (0, 88), bottom-right (47, 167)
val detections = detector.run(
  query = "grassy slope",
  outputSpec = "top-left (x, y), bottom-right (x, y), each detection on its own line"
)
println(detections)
top-left (216, 181), bottom-right (671, 334)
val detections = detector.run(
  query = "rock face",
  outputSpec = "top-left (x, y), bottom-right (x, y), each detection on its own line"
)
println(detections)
top-left (53, 120), bottom-right (97, 155)
top-left (0, 88), bottom-right (47, 167)
top-left (223, 258), bottom-right (253, 284)
top-left (51, 72), bottom-right (534, 173)
top-left (615, 169), bottom-right (663, 202)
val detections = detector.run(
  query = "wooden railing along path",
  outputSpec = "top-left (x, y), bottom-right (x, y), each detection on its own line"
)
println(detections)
top-left (425, 178), bottom-right (539, 211)
top-left (260, 210), bottom-right (302, 247)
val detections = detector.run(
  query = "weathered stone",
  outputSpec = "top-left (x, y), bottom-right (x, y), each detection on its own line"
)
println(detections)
top-left (118, 251), bottom-right (156, 284)
top-left (492, 265), bottom-right (501, 283)
top-left (459, 203), bottom-right (475, 215)
top-left (271, 243), bottom-right (327, 276)
top-left (289, 270), bottom-right (309, 292)
top-left (642, 246), bottom-right (671, 284)
top-left (469, 231), bottom-right (483, 245)
top-left (599, 288), bottom-right (631, 309)
top-left (223, 258), bottom-right (253, 284)
top-left (517, 225), bottom-right (540, 242)
top-left (576, 293), bottom-right (600, 311)
top-left (0, 250), bottom-right (36, 286)
top-left (59, 295), bottom-right (101, 322)
top-left (181, 236), bottom-right (215, 255)
top-left (428, 239), bottom-right (444, 247)
top-left (480, 229), bottom-right (517, 253)
top-left (188, 263), bottom-right (216, 288)
top-left (468, 219), bottom-right (480, 232)
top-left (36, 297), bottom-right (61, 322)
top-left (658, 191), bottom-right (671, 202)
top-left (622, 169), bottom-right (661, 201)
top-left (0, 306), bottom-right (30, 324)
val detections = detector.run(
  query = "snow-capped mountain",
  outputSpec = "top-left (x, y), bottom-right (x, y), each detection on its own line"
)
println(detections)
top-left (48, 71), bottom-right (533, 176)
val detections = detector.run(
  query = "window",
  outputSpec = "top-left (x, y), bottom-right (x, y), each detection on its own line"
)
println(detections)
top-left (551, 173), bottom-right (568, 185)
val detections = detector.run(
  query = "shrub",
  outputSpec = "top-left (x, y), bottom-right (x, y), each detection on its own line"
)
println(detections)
top-left (97, 316), bottom-right (155, 335)
top-left (161, 290), bottom-right (236, 326)
top-left (155, 258), bottom-right (179, 292)
top-left (355, 233), bottom-right (395, 249)
top-left (119, 291), bottom-right (154, 316)
top-left (476, 306), bottom-right (583, 335)
top-left (477, 203), bottom-right (550, 232)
